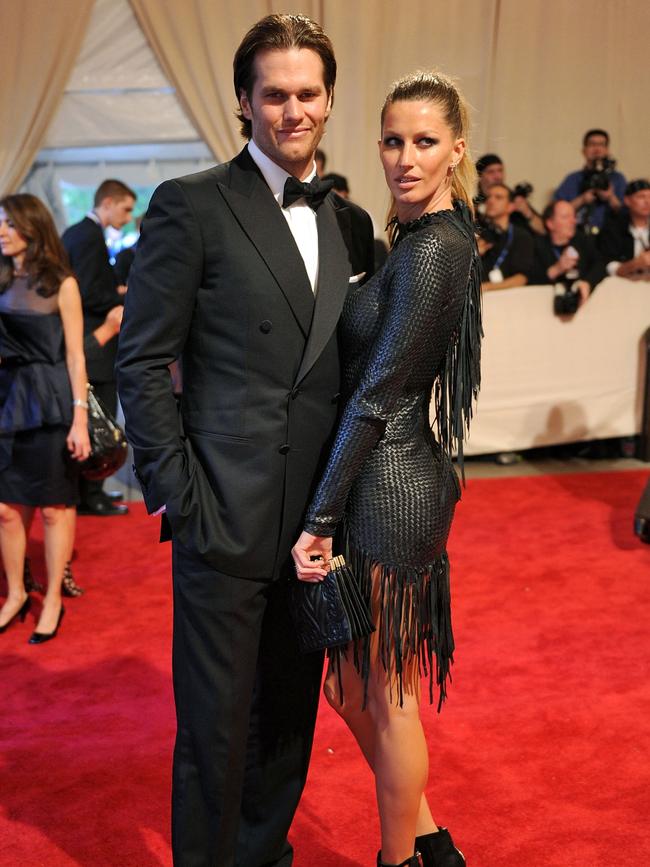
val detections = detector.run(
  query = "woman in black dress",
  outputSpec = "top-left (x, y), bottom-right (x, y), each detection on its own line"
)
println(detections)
top-left (0, 195), bottom-right (90, 642)
top-left (292, 73), bottom-right (481, 867)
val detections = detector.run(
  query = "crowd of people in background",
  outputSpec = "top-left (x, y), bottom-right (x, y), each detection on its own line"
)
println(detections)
top-left (472, 129), bottom-right (649, 301)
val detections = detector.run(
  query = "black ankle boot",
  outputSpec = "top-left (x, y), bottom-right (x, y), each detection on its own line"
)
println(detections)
top-left (416, 827), bottom-right (465, 866)
top-left (376, 853), bottom-right (421, 867)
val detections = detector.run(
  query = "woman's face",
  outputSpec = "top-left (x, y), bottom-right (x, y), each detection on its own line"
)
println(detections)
top-left (379, 100), bottom-right (465, 221)
top-left (0, 208), bottom-right (28, 261)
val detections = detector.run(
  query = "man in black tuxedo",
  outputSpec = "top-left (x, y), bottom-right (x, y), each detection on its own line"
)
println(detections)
top-left (63, 179), bottom-right (136, 516)
top-left (116, 14), bottom-right (374, 867)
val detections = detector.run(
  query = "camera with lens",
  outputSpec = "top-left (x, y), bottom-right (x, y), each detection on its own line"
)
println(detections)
top-left (512, 181), bottom-right (533, 199)
top-left (580, 157), bottom-right (616, 192)
top-left (553, 283), bottom-right (581, 315)
top-left (478, 219), bottom-right (503, 246)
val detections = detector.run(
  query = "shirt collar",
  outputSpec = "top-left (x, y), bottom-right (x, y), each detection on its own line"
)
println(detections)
top-left (86, 210), bottom-right (102, 226)
top-left (247, 140), bottom-right (316, 206)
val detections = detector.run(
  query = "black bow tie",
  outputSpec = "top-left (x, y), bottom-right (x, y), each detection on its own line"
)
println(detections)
top-left (282, 175), bottom-right (334, 210)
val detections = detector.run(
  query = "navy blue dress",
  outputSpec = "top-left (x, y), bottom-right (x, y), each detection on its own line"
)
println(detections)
top-left (0, 276), bottom-right (79, 506)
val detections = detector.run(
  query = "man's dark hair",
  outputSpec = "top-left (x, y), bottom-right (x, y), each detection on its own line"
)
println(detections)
top-left (233, 14), bottom-right (336, 140)
top-left (582, 128), bottom-right (609, 147)
top-left (487, 182), bottom-right (513, 202)
top-left (475, 153), bottom-right (503, 175)
top-left (315, 148), bottom-right (327, 170)
top-left (322, 172), bottom-right (349, 195)
top-left (94, 179), bottom-right (137, 207)
top-left (542, 199), bottom-right (572, 222)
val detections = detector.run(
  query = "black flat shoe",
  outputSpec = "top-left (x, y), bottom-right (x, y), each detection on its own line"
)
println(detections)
top-left (0, 595), bottom-right (31, 634)
top-left (28, 605), bottom-right (65, 644)
top-left (416, 827), bottom-right (465, 866)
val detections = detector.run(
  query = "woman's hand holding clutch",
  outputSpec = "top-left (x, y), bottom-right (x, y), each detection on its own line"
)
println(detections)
top-left (291, 531), bottom-right (332, 583)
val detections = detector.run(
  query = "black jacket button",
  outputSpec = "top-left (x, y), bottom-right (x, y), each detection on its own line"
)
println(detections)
top-left (259, 320), bottom-right (272, 333)
top-left (279, 443), bottom-right (290, 454)
top-left (291, 387), bottom-right (300, 399)
top-left (331, 392), bottom-right (341, 403)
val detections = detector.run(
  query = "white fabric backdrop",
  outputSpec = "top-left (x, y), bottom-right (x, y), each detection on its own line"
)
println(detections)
top-left (460, 277), bottom-right (650, 455)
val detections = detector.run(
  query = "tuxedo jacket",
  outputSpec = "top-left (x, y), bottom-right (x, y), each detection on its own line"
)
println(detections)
top-left (62, 217), bottom-right (124, 382)
top-left (598, 212), bottom-right (640, 265)
top-left (116, 148), bottom-right (374, 580)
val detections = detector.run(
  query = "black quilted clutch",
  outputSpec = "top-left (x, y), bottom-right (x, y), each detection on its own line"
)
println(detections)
top-left (289, 555), bottom-right (375, 654)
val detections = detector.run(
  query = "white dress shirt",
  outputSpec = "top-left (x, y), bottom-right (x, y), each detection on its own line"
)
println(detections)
top-left (247, 139), bottom-right (320, 294)
top-left (606, 222), bottom-right (650, 276)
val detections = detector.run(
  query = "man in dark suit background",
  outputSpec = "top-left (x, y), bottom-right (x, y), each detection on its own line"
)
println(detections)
top-left (598, 179), bottom-right (650, 279)
top-left (63, 179), bottom-right (136, 516)
top-left (116, 14), bottom-right (374, 867)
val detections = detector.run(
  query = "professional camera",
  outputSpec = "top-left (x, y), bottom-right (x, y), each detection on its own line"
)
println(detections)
top-left (580, 157), bottom-right (617, 192)
top-left (479, 219), bottom-right (504, 246)
top-left (512, 181), bottom-right (533, 199)
top-left (553, 282), bottom-right (581, 316)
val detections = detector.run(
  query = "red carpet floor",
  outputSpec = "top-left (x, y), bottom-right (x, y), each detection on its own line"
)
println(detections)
top-left (2, 470), bottom-right (649, 867)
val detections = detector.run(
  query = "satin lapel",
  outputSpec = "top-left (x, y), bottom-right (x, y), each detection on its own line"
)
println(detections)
top-left (295, 197), bottom-right (351, 385)
top-left (217, 151), bottom-right (314, 336)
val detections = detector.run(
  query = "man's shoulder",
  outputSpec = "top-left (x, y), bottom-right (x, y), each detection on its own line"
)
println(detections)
top-left (329, 193), bottom-right (373, 232)
top-left (62, 216), bottom-right (98, 242)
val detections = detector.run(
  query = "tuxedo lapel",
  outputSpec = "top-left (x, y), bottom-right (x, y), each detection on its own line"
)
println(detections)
top-left (295, 196), bottom-right (351, 386)
top-left (217, 150), bottom-right (314, 336)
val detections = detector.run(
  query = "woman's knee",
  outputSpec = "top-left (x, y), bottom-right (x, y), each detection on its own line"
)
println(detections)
top-left (41, 505), bottom-right (66, 526)
top-left (0, 502), bottom-right (20, 524)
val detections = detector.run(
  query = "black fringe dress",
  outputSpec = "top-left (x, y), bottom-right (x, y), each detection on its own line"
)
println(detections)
top-left (303, 202), bottom-right (482, 710)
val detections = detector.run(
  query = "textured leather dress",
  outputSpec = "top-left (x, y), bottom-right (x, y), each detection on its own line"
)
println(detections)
top-left (303, 202), bottom-right (482, 709)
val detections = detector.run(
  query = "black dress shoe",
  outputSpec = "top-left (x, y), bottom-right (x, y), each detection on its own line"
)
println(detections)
top-left (0, 595), bottom-right (31, 634)
top-left (416, 828), bottom-right (465, 866)
top-left (28, 605), bottom-right (65, 644)
top-left (77, 498), bottom-right (129, 517)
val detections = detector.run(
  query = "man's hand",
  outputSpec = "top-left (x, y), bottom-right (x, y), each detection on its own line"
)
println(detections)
top-left (574, 280), bottom-right (591, 305)
top-left (512, 195), bottom-right (533, 219)
top-left (117, 284), bottom-right (128, 295)
top-left (291, 531), bottom-right (332, 583)
top-left (548, 247), bottom-right (579, 280)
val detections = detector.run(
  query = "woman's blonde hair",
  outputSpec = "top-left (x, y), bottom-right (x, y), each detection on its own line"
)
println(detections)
top-left (381, 70), bottom-right (476, 233)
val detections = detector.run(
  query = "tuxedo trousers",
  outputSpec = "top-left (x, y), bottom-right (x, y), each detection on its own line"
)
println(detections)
top-left (171, 540), bottom-right (324, 867)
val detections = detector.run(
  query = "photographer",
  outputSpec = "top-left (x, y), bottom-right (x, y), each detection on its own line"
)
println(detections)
top-left (479, 184), bottom-right (535, 291)
top-left (475, 153), bottom-right (545, 235)
top-left (532, 200), bottom-right (605, 309)
top-left (598, 179), bottom-right (650, 279)
top-left (554, 129), bottom-right (627, 232)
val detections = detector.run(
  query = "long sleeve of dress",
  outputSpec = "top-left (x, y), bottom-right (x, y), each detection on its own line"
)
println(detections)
top-left (304, 229), bottom-right (465, 537)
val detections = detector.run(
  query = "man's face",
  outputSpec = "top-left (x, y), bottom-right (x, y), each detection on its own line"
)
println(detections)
top-left (625, 189), bottom-right (650, 222)
top-left (484, 185), bottom-right (512, 221)
top-left (546, 201), bottom-right (576, 240)
top-left (479, 162), bottom-right (504, 195)
top-left (239, 47), bottom-right (332, 178)
top-left (583, 134), bottom-right (609, 167)
top-left (106, 196), bottom-right (135, 230)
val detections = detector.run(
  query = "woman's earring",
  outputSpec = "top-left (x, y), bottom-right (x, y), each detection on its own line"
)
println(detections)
top-left (450, 163), bottom-right (457, 173)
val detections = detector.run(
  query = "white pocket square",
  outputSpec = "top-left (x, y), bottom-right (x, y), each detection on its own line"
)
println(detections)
top-left (349, 272), bottom-right (366, 284)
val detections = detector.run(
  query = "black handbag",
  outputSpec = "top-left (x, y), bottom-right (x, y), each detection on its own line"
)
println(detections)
top-left (289, 555), bottom-right (375, 654)
top-left (79, 385), bottom-right (129, 481)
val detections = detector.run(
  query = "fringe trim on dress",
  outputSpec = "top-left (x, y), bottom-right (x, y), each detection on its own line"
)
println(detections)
top-left (330, 535), bottom-right (455, 713)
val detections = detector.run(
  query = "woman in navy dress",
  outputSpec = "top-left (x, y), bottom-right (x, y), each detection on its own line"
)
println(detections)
top-left (292, 73), bottom-right (482, 867)
top-left (0, 195), bottom-right (90, 642)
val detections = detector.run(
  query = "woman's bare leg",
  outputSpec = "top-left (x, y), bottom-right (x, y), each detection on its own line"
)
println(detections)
top-left (0, 503), bottom-right (34, 627)
top-left (34, 505), bottom-right (71, 633)
top-left (323, 568), bottom-right (439, 863)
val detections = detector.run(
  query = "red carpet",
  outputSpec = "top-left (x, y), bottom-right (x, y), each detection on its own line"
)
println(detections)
top-left (2, 470), bottom-right (649, 866)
